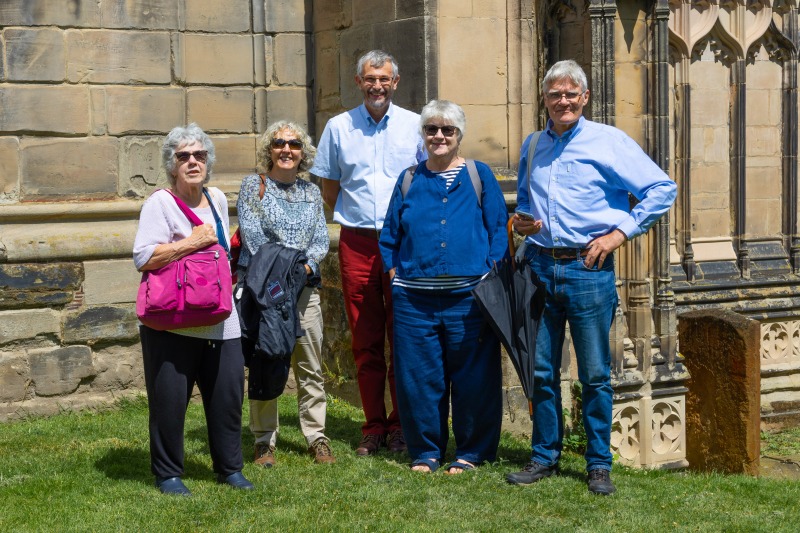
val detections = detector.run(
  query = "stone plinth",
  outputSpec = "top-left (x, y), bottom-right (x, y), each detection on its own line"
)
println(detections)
top-left (680, 309), bottom-right (761, 475)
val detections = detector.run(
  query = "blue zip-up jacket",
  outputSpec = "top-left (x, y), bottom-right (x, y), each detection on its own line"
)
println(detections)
top-left (379, 160), bottom-right (509, 279)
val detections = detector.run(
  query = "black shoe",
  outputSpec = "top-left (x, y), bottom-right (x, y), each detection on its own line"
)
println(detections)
top-left (217, 471), bottom-right (254, 490)
top-left (506, 462), bottom-right (559, 485)
top-left (587, 468), bottom-right (616, 495)
top-left (155, 476), bottom-right (191, 496)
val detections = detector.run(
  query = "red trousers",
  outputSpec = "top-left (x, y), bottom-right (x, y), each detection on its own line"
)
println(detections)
top-left (338, 227), bottom-right (401, 435)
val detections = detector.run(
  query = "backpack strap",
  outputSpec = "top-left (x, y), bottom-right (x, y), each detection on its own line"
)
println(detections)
top-left (401, 161), bottom-right (483, 206)
top-left (465, 159), bottom-right (481, 206)
top-left (401, 165), bottom-right (417, 198)
top-left (525, 130), bottom-right (543, 185)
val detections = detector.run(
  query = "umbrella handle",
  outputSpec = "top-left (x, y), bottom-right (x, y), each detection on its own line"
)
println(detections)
top-left (507, 218), bottom-right (517, 258)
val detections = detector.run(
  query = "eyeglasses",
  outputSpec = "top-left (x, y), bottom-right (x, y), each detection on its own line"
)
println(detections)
top-left (361, 76), bottom-right (394, 86)
top-left (175, 150), bottom-right (208, 163)
top-left (423, 125), bottom-right (458, 137)
top-left (545, 91), bottom-right (584, 102)
top-left (271, 138), bottom-right (303, 150)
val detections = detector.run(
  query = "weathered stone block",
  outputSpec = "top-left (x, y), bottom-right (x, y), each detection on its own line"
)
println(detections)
top-left (254, 34), bottom-right (267, 86)
top-left (274, 34), bottom-right (313, 86)
top-left (438, 0), bottom-right (471, 15)
top-left (313, 30), bottom-right (340, 111)
top-left (83, 260), bottom-right (142, 305)
top-left (439, 17), bottom-right (507, 105)
top-left (263, 35), bottom-right (274, 86)
top-left (187, 88), bottom-right (253, 133)
top-left (119, 137), bottom-right (170, 198)
top-left (0, 309), bottom-right (61, 344)
top-left (680, 309), bottom-right (761, 475)
top-left (0, 263), bottom-right (82, 310)
top-left (3, 28), bottom-right (65, 82)
top-left (29, 345), bottom-right (94, 397)
top-left (21, 138), bottom-right (119, 200)
top-left (351, 0), bottom-right (395, 24)
top-left (91, 344), bottom-right (145, 392)
top-left (397, 0), bottom-right (426, 18)
top-left (185, 0), bottom-right (251, 32)
top-left (264, 87), bottom-right (312, 133)
top-left (101, 0), bottom-right (181, 30)
top-left (265, 0), bottom-right (312, 32)
top-left (312, 0), bottom-right (352, 32)
top-left (0, 351), bottom-right (29, 402)
top-left (63, 305), bottom-right (139, 344)
top-left (0, 85), bottom-right (89, 134)
top-left (90, 87), bottom-right (107, 135)
top-left (0, 0), bottom-right (102, 27)
top-left (180, 34), bottom-right (254, 85)
top-left (209, 136), bottom-right (257, 179)
top-left (0, 136), bottom-right (20, 201)
top-left (66, 30), bottom-right (171, 84)
top-left (747, 58), bottom-right (782, 90)
top-left (106, 87), bottom-right (185, 135)
top-left (459, 104), bottom-right (509, 167)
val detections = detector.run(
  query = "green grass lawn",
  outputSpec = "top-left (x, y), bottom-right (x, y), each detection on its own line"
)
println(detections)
top-left (1, 395), bottom-right (798, 532)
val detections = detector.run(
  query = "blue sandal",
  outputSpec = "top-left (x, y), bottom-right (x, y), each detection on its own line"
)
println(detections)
top-left (410, 458), bottom-right (440, 473)
top-left (446, 460), bottom-right (476, 474)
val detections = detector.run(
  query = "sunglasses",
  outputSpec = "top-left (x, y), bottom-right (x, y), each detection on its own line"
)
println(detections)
top-left (423, 125), bottom-right (458, 137)
top-left (175, 150), bottom-right (208, 163)
top-left (272, 138), bottom-right (304, 150)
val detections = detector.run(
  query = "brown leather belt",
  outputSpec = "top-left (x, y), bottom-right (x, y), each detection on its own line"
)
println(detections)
top-left (535, 245), bottom-right (588, 260)
top-left (342, 226), bottom-right (380, 240)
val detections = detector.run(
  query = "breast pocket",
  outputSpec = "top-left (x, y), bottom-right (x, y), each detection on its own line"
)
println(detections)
top-left (384, 144), bottom-right (419, 174)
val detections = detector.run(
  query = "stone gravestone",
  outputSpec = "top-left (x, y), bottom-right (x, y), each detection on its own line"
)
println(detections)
top-left (679, 309), bottom-right (760, 475)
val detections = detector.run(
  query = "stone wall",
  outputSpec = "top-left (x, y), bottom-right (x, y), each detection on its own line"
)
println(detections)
top-left (0, 0), bottom-right (317, 420)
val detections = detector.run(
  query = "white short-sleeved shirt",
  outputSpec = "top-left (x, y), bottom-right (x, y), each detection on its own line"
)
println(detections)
top-left (310, 102), bottom-right (425, 230)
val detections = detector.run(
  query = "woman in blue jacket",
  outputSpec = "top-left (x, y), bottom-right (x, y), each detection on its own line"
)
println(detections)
top-left (379, 100), bottom-right (509, 474)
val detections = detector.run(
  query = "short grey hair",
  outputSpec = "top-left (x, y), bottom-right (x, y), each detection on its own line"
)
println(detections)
top-left (420, 99), bottom-right (466, 142)
top-left (257, 121), bottom-right (316, 174)
top-left (542, 59), bottom-right (588, 93)
top-left (356, 49), bottom-right (399, 78)
top-left (161, 123), bottom-right (216, 186)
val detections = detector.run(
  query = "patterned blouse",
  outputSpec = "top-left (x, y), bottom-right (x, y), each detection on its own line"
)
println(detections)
top-left (236, 174), bottom-right (329, 275)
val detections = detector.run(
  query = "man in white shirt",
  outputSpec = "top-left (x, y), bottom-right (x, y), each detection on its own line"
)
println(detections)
top-left (311, 50), bottom-right (425, 456)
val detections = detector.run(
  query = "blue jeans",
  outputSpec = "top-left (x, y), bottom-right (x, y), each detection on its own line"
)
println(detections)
top-left (392, 285), bottom-right (502, 464)
top-left (526, 248), bottom-right (617, 472)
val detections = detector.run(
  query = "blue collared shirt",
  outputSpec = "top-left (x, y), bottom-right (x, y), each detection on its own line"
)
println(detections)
top-left (517, 116), bottom-right (677, 248)
top-left (310, 102), bottom-right (426, 230)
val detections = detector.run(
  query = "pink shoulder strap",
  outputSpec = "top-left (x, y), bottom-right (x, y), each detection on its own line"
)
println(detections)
top-left (163, 188), bottom-right (204, 226)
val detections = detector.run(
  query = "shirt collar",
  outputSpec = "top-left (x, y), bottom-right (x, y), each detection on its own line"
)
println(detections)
top-left (357, 101), bottom-right (394, 126)
top-left (545, 115), bottom-right (585, 141)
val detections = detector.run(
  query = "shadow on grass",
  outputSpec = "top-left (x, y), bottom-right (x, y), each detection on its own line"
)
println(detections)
top-left (95, 446), bottom-right (215, 485)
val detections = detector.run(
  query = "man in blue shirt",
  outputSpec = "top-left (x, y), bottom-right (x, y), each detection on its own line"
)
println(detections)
top-left (310, 50), bottom-right (425, 456)
top-left (508, 60), bottom-right (677, 495)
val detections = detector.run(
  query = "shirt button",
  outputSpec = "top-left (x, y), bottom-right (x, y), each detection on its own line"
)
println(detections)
top-left (442, 198), bottom-right (448, 203)
top-left (441, 242), bottom-right (446, 248)
top-left (551, 216), bottom-right (556, 220)
top-left (441, 219), bottom-right (446, 225)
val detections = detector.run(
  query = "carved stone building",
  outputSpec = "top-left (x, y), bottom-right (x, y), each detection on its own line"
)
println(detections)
top-left (1, 1), bottom-right (798, 470)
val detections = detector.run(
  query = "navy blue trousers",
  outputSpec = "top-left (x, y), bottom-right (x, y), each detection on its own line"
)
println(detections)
top-left (392, 285), bottom-right (502, 465)
top-left (140, 326), bottom-right (245, 478)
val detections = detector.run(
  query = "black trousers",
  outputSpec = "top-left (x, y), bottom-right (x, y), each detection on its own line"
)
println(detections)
top-left (140, 326), bottom-right (245, 478)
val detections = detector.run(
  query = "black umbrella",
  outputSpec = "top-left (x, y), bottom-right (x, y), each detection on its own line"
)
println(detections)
top-left (472, 219), bottom-right (545, 419)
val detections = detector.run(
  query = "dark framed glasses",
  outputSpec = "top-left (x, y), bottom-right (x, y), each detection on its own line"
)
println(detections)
top-left (423, 125), bottom-right (458, 137)
top-left (175, 150), bottom-right (208, 163)
top-left (272, 138), bottom-right (303, 150)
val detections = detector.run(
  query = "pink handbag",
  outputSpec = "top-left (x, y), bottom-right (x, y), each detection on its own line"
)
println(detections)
top-left (136, 190), bottom-right (233, 331)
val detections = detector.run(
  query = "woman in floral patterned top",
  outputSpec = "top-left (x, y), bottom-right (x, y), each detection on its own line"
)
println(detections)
top-left (237, 121), bottom-right (333, 466)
